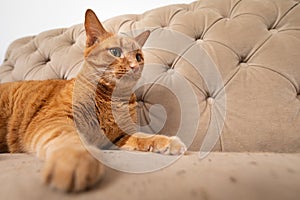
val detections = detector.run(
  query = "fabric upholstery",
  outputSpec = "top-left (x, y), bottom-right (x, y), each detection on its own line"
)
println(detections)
top-left (1, 152), bottom-right (300, 200)
top-left (1, 0), bottom-right (300, 153)
top-left (1, 1), bottom-right (300, 200)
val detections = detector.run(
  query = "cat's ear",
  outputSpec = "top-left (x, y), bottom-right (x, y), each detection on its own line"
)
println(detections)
top-left (135, 30), bottom-right (151, 47)
top-left (85, 9), bottom-right (110, 47)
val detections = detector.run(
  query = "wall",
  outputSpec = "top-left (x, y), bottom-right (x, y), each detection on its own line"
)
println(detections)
top-left (0, 0), bottom-right (195, 63)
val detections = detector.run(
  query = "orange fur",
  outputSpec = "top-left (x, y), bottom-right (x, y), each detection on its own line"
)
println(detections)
top-left (0, 9), bottom-right (186, 192)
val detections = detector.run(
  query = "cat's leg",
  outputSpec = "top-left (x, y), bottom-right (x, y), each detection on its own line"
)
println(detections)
top-left (26, 120), bottom-right (104, 192)
top-left (118, 132), bottom-right (186, 155)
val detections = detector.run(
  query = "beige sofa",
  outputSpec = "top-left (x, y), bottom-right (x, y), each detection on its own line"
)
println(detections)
top-left (1, 0), bottom-right (300, 199)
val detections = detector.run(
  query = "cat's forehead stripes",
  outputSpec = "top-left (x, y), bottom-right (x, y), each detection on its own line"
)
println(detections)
top-left (102, 35), bottom-right (141, 53)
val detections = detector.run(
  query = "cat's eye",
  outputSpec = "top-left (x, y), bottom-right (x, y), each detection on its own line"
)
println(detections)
top-left (136, 53), bottom-right (142, 62)
top-left (109, 48), bottom-right (122, 57)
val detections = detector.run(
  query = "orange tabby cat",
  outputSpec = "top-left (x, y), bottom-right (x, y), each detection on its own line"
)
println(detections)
top-left (0, 9), bottom-right (186, 192)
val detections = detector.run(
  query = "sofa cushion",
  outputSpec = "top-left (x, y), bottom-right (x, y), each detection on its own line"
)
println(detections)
top-left (1, 152), bottom-right (300, 200)
top-left (1, 0), bottom-right (300, 152)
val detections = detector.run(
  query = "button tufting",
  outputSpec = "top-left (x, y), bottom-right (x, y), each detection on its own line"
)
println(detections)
top-left (45, 57), bottom-right (51, 63)
top-left (196, 39), bottom-right (204, 44)
top-left (167, 68), bottom-right (175, 75)
top-left (270, 29), bottom-right (278, 34)
top-left (195, 35), bottom-right (202, 41)
top-left (160, 24), bottom-right (168, 28)
top-left (239, 55), bottom-right (247, 64)
top-left (207, 97), bottom-right (215, 105)
top-left (240, 62), bottom-right (248, 68)
top-left (70, 40), bottom-right (76, 45)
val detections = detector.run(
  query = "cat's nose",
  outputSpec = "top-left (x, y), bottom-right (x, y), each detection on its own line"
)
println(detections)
top-left (129, 64), bottom-right (140, 72)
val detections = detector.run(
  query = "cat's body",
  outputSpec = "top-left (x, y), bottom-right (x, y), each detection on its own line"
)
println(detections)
top-left (0, 9), bottom-right (186, 192)
top-left (0, 79), bottom-right (74, 153)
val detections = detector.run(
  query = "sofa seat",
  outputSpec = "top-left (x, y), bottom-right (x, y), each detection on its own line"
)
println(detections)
top-left (1, 152), bottom-right (300, 200)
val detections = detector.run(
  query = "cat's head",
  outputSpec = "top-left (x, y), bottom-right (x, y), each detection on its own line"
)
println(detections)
top-left (83, 9), bottom-right (150, 86)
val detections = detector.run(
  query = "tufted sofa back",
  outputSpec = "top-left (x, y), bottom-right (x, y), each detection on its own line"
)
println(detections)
top-left (1, 0), bottom-right (300, 152)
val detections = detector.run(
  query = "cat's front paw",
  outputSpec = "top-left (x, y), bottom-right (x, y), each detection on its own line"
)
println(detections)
top-left (151, 135), bottom-right (187, 155)
top-left (122, 133), bottom-right (187, 155)
top-left (42, 146), bottom-right (104, 192)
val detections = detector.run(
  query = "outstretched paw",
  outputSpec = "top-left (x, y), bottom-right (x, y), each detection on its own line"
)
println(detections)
top-left (121, 133), bottom-right (187, 155)
top-left (151, 135), bottom-right (186, 155)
